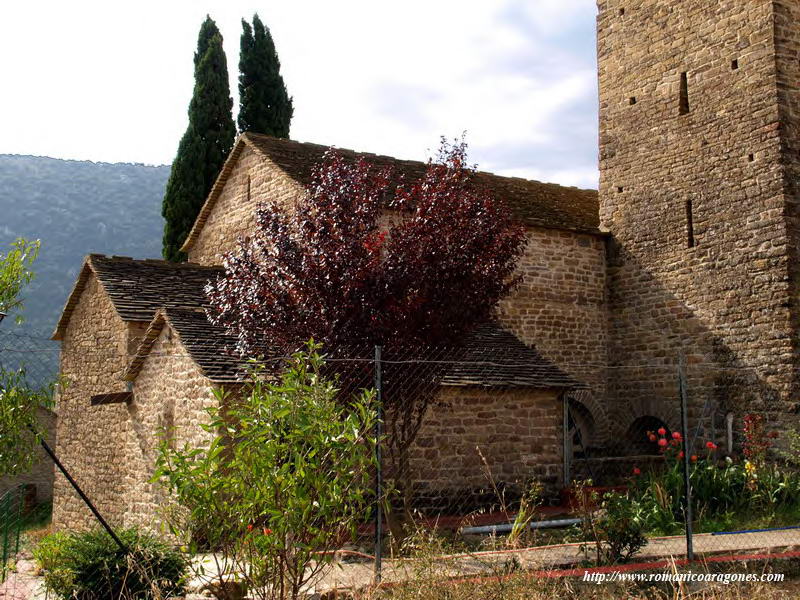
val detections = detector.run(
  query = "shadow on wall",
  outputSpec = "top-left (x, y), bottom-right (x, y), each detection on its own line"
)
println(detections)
top-left (603, 237), bottom-right (789, 454)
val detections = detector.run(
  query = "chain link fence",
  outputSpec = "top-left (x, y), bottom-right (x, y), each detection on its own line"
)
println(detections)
top-left (2, 328), bottom-right (800, 597)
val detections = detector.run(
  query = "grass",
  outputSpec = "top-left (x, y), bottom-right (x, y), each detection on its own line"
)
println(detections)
top-left (17, 500), bottom-right (52, 553)
top-left (360, 540), bottom-right (800, 600)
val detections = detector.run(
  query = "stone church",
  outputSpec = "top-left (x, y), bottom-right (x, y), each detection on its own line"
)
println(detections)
top-left (50, 1), bottom-right (800, 530)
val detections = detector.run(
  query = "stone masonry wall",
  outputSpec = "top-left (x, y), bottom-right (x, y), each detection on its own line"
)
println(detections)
top-left (189, 145), bottom-right (306, 266)
top-left (408, 387), bottom-right (563, 510)
top-left (774, 0), bottom-right (800, 421)
top-left (0, 407), bottom-right (56, 503)
top-left (53, 275), bottom-right (136, 530)
top-left (125, 325), bottom-right (219, 532)
top-left (597, 0), bottom-right (797, 440)
top-left (498, 227), bottom-right (609, 444)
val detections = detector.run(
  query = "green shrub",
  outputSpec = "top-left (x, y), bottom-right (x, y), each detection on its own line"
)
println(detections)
top-left (629, 452), bottom-right (800, 535)
top-left (33, 528), bottom-right (188, 599)
top-left (598, 493), bottom-right (647, 563)
top-left (154, 343), bottom-right (377, 600)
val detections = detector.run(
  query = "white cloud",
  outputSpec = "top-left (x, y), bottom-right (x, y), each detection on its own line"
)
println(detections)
top-left (0, 0), bottom-right (599, 188)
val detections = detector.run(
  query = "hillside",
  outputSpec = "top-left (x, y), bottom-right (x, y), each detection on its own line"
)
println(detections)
top-left (0, 154), bottom-right (170, 342)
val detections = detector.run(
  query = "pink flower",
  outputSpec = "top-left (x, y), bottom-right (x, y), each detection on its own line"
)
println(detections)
top-left (263, 528), bottom-right (272, 536)
top-left (678, 451), bottom-right (684, 459)
top-left (658, 427), bottom-right (667, 436)
top-left (658, 438), bottom-right (668, 447)
top-left (632, 467), bottom-right (641, 476)
top-left (706, 441), bottom-right (717, 450)
top-left (672, 431), bottom-right (682, 440)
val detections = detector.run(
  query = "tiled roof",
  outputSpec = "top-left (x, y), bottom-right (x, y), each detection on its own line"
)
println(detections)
top-left (125, 313), bottom-right (579, 390)
top-left (52, 255), bottom-right (223, 340)
top-left (440, 322), bottom-right (582, 389)
top-left (124, 308), bottom-right (247, 384)
top-left (181, 133), bottom-right (600, 252)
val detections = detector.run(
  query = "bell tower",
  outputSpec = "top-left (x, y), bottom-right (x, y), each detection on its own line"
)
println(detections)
top-left (597, 0), bottom-right (800, 438)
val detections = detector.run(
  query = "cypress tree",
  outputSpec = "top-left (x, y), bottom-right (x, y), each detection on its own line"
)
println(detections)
top-left (238, 14), bottom-right (293, 137)
top-left (162, 16), bottom-right (236, 262)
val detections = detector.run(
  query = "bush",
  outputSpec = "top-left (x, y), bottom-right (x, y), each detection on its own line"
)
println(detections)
top-left (33, 528), bottom-right (188, 599)
top-left (154, 343), bottom-right (377, 600)
top-left (629, 426), bottom-right (800, 535)
top-left (598, 493), bottom-right (647, 563)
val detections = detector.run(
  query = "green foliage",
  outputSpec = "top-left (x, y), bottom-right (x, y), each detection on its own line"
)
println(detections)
top-left (0, 238), bottom-right (39, 322)
top-left (597, 493), bottom-right (647, 563)
top-left (0, 367), bottom-right (56, 478)
top-left (628, 453), bottom-right (800, 535)
top-left (777, 427), bottom-right (800, 468)
top-left (162, 16), bottom-right (236, 262)
top-left (33, 528), bottom-right (188, 600)
top-left (154, 343), bottom-right (376, 600)
top-left (238, 14), bottom-right (293, 137)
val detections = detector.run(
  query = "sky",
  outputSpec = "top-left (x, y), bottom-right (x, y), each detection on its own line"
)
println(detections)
top-left (0, 0), bottom-right (599, 189)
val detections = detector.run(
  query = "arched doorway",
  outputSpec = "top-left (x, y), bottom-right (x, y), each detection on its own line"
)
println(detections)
top-left (567, 398), bottom-right (597, 460)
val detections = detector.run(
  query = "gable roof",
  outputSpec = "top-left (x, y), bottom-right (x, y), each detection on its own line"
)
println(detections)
top-left (123, 308), bottom-right (247, 384)
top-left (440, 322), bottom-right (581, 389)
top-left (52, 255), bottom-right (223, 340)
top-left (180, 132), bottom-right (600, 252)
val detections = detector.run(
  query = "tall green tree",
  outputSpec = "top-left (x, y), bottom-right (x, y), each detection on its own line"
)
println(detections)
top-left (162, 16), bottom-right (236, 262)
top-left (238, 14), bottom-right (293, 137)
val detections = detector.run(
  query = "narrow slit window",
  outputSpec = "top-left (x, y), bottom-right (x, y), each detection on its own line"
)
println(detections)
top-left (246, 175), bottom-right (251, 201)
top-left (731, 59), bottom-right (739, 70)
top-left (619, 7), bottom-right (625, 15)
top-left (679, 72), bottom-right (690, 115)
top-left (617, 186), bottom-right (624, 193)
top-left (748, 153), bottom-right (755, 162)
top-left (686, 199), bottom-right (695, 248)
top-left (629, 96), bottom-right (637, 105)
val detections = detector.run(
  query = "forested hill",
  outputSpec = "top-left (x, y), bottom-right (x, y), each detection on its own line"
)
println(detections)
top-left (0, 154), bottom-right (170, 339)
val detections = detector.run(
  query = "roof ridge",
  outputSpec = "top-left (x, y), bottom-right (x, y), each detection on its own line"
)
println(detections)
top-left (89, 254), bottom-right (223, 270)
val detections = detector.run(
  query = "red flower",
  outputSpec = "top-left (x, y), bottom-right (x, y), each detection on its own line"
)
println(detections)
top-left (632, 467), bottom-right (641, 476)
top-left (678, 451), bottom-right (684, 459)
top-left (658, 427), bottom-right (667, 436)
top-left (672, 431), bottom-right (682, 440)
top-left (691, 455), bottom-right (698, 462)
top-left (648, 434), bottom-right (657, 442)
top-left (670, 439), bottom-right (680, 447)
top-left (247, 524), bottom-right (254, 531)
top-left (658, 438), bottom-right (668, 447)
top-left (706, 441), bottom-right (717, 450)
top-left (263, 528), bottom-right (272, 536)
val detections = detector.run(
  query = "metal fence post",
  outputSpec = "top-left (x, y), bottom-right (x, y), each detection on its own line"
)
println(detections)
top-left (374, 345), bottom-right (383, 584)
top-left (562, 392), bottom-right (570, 486)
top-left (678, 359), bottom-right (694, 561)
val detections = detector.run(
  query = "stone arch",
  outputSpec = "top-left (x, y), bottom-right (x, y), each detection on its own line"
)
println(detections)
top-left (567, 399), bottom-right (595, 459)
top-left (566, 388), bottom-right (610, 448)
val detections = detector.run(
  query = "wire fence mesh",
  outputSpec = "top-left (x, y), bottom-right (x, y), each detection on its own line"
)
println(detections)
top-left (2, 328), bottom-right (800, 598)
